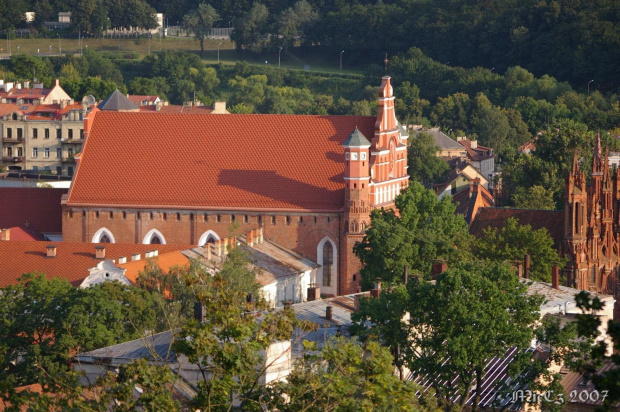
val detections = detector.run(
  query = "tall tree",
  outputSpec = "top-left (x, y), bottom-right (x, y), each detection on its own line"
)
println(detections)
top-left (230, 2), bottom-right (270, 52)
top-left (408, 131), bottom-right (449, 188)
top-left (183, 2), bottom-right (220, 57)
top-left (354, 181), bottom-right (471, 289)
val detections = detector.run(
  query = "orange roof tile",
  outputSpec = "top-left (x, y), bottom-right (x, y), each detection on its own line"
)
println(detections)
top-left (0, 188), bottom-right (67, 233)
top-left (0, 241), bottom-right (187, 288)
top-left (119, 250), bottom-right (189, 284)
top-left (67, 112), bottom-right (375, 211)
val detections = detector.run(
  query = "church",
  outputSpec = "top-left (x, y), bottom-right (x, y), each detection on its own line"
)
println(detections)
top-left (563, 136), bottom-right (620, 317)
top-left (61, 76), bottom-right (410, 296)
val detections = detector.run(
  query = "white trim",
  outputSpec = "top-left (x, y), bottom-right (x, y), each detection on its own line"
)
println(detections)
top-left (344, 176), bottom-right (371, 180)
top-left (91, 227), bottom-right (116, 243)
top-left (198, 230), bottom-right (220, 246)
top-left (142, 228), bottom-right (167, 245)
top-left (371, 150), bottom-right (390, 155)
top-left (374, 130), bottom-right (399, 136)
top-left (317, 236), bottom-right (337, 293)
top-left (378, 96), bottom-right (395, 102)
top-left (343, 144), bottom-right (371, 149)
top-left (373, 176), bottom-right (410, 186)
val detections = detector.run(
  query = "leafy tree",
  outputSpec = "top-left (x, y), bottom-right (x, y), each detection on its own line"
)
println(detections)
top-left (511, 185), bottom-right (556, 210)
top-left (71, 0), bottom-right (110, 35)
top-left (9, 54), bottom-right (54, 86)
top-left (474, 217), bottom-right (565, 282)
top-left (571, 291), bottom-right (620, 410)
top-left (183, 3), bottom-right (221, 57)
top-left (276, 0), bottom-right (318, 49)
top-left (267, 337), bottom-right (439, 411)
top-left (231, 2), bottom-right (270, 52)
top-left (0, 0), bottom-right (27, 29)
top-left (408, 131), bottom-right (449, 187)
top-left (128, 76), bottom-right (170, 100)
top-left (354, 181), bottom-right (471, 289)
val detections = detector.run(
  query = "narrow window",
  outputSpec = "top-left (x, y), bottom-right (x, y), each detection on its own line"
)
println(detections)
top-left (45, 128), bottom-right (50, 139)
top-left (68, 129), bottom-right (73, 140)
top-left (217, 214), bottom-right (221, 222)
top-left (203, 213), bottom-right (208, 222)
top-left (176, 213), bottom-right (180, 221)
top-left (300, 216), bottom-right (303, 223)
top-left (56, 129), bottom-right (61, 139)
top-left (32, 147), bottom-right (38, 158)
top-left (322, 242), bottom-right (333, 287)
top-left (109, 211), bottom-right (113, 219)
top-left (272, 216), bottom-right (276, 225)
top-left (258, 215), bottom-right (262, 225)
top-left (163, 213), bottom-right (168, 221)
top-left (231, 214), bottom-right (236, 222)
top-left (286, 216), bottom-right (290, 225)
top-left (244, 215), bottom-right (248, 223)
top-left (56, 148), bottom-right (61, 158)
top-left (95, 211), bottom-right (99, 219)
top-left (44, 148), bottom-right (50, 158)
top-left (33, 129), bottom-right (38, 139)
top-left (150, 212), bottom-right (154, 220)
top-left (314, 216), bottom-right (317, 224)
top-left (122, 211), bottom-right (127, 219)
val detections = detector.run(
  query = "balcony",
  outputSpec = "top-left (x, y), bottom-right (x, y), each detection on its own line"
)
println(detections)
top-left (2, 137), bottom-right (23, 144)
top-left (2, 156), bottom-right (24, 163)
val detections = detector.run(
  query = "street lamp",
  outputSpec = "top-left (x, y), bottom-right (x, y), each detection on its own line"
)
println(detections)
top-left (340, 50), bottom-right (344, 73)
top-left (588, 79), bottom-right (594, 95)
top-left (218, 41), bottom-right (222, 63)
top-left (57, 34), bottom-right (61, 54)
top-left (49, 45), bottom-right (52, 56)
top-left (278, 47), bottom-right (283, 68)
top-left (16, 46), bottom-right (19, 55)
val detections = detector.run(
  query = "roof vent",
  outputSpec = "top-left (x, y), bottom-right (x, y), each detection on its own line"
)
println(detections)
top-left (131, 253), bottom-right (140, 261)
top-left (118, 256), bottom-right (127, 264)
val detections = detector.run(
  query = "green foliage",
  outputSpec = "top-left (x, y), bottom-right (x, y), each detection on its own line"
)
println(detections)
top-left (71, 0), bottom-right (110, 35)
top-left (407, 131), bottom-right (449, 187)
top-left (183, 3), bottom-right (221, 57)
top-left (474, 217), bottom-right (566, 282)
top-left (511, 185), bottom-right (556, 210)
top-left (231, 2), bottom-right (270, 52)
top-left (267, 336), bottom-right (438, 412)
top-left (354, 182), bottom-right (471, 289)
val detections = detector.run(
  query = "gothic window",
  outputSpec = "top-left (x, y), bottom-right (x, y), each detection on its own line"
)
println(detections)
top-left (322, 242), bottom-right (333, 287)
top-left (99, 234), bottom-right (111, 243)
top-left (151, 235), bottom-right (162, 245)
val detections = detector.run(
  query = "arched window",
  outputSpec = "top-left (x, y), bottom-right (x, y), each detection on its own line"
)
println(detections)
top-left (322, 242), bottom-right (333, 287)
top-left (198, 230), bottom-right (220, 246)
top-left (91, 227), bottom-right (116, 243)
top-left (142, 229), bottom-right (166, 245)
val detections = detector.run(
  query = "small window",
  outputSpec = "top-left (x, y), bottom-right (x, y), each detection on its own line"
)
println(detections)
top-left (217, 214), bottom-right (221, 222)
top-left (163, 213), bottom-right (167, 221)
top-left (32, 147), bottom-right (38, 158)
top-left (68, 129), bottom-right (73, 140)
top-left (272, 216), bottom-right (276, 225)
top-left (150, 212), bottom-right (154, 220)
top-left (137, 212), bottom-right (141, 220)
top-left (68, 211), bottom-right (73, 218)
top-left (314, 216), bottom-right (317, 224)
top-left (109, 211), bottom-right (113, 219)
top-left (244, 215), bottom-right (248, 223)
top-left (17, 128), bottom-right (22, 139)
top-left (56, 129), bottom-right (61, 139)
top-left (258, 215), bottom-right (262, 225)
top-left (203, 213), bottom-right (208, 222)
top-left (68, 166), bottom-right (73, 176)
top-left (44, 148), bottom-right (50, 158)
top-left (45, 128), bottom-right (50, 139)
top-left (44, 166), bottom-right (51, 172)
top-left (353, 274), bottom-right (357, 281)
top-left (286, 216), bottom-right (291, 225)
top-left (231, 214), bottom-right (236, 222)
top-left (176, 213), bottom-right (180, 221)
top-left (68, 148), bottom-right (73, 157)
top-left (327, 217), bottom-right (331, 223)
top-left (33, 166), bottom-right (38, 172)
top-left (80, 129), bottom-right (84, 139)
top-left (300, 216), bottom-right (303, 223)
top-left (122, 211), bottom-right (127, 219)
top-left (56, 166), bottom-right (62, 175)
top-left (95, 211), bottom-right (100, 219)
top-left (82, 211), bottom-right (86, 217)
top-left (33, 129), bottom-right (38, 139)
top-left (6, 128), bottom-right (12, 138)
top-left (190, 213), bottom-right (194, 221)
top-left (56, 148), bottom-right (61, 158)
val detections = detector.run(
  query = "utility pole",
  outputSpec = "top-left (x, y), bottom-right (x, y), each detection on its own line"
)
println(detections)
top-left (218, 41), bottom-right (222, 63)
top-left (279, 47), bottom-right (283, 68)
top-left (340, 50), bottom-right (344, 73)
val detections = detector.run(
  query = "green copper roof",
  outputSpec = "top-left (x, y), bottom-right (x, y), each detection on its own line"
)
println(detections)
top-left (342, 127), bottom-right (371, 147)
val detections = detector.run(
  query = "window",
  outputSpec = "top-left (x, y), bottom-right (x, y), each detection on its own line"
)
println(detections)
top-left (150, 236), bottom-right (162, 244)
top-left (6, 147), bottom-right (12, 157)
top-left (99, 234), bottom-right (111, 243)
top-left (7, 128), bottom-right (12, 138)
top-left (231, 214), bottom-right (236, 222)
top-left (286, 216), bottom-right (291, 225)
top-left (68, 129), bottom-right (73, 140)
top-left (68, 148), bottom-right (73, 157)
top-left (95, 211), bottom-right (99, 219)
top-left (217, 214), bottom-right (221, 222)
top-left (32, 147), bottom-right (38, 158)
top-left (258, 215), bottom-right (262, 225)
top-left (33, 166), bottom-right (38, 172)
top-left (272, 216), bottom-right (276, 225)
top-left (163, 213), bottom-right (168, 221)
top-left (17, 147), bottom-right (22, 156)
top-left (44, 166), bottom-right (51, 172)
top-left (68, 167), bottom-right (73, 176)
top-left (44, 148), bottom-right (50, 158)
top-left (56, 129), bottom-right (61, 139)
top-left (244, 215), bottom-right (248, 223)
top-left (122, 211), bottom-right (127, 219)
top-left (322, 242), bottom-right (333, 287)
top-left (109, 211), bottom-right (113, 219)
top-left (17, 128), bottom-right (22, 139)
top-left (45, 128), bottom-right (50, 139)
top-left (149, 212), bottom-right (154, 220)
top-left (80, 129), bottom-right (84, 139)
top-left (33, 129), bottom-right (38, 139)
top-left (176, 213), bottom-right (180, 221)
top-left (56, 148), bottom-right (61, 158)
top-left (56, 166), bottom-right (62, 175)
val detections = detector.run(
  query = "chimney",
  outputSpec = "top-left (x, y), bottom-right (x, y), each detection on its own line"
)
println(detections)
top-left (470, 140), bottom-right (478, 149)
top-left (131, 253), bottom-right (140, 261)
top-left (53, 79), bottom-right (60, 87)
top-left (307, 283), bottom-right (320, 301)
top-left (552, 265), bottom-right (560, 289)
top-left (516, 260), bottom-right (523, 278)
top-left (155, 100), bottom-right (163, 112)
top-left (404, 265), bottom-right (409, 284)
top-left (432, 260), bottom-right (448, 280)
top-left (60, 100), bottom-right (67, 109)
top-left (524, 255), bottom-right (531, 279)
top-left (95, 245), bottom-right (106, 259)
top-left (23, 80), bottom-right (30, 89)
top-left (5, 82), bottom-right (13, 92)
top-left (152, 249), bottom-right (158, 257)
top-left (258, 227), bottom-right (264, 243)
top-left (194, 302), bottom-right (206, 323)
top-left (325, 305), bottom-right (333, 320)
top-left (118, 256), bottom-right (127, 264)
top-left (370, 278), bottom-right (382, 298)
top-left (213, 101), bottom-right (227, 114)
top-left (46, 244), bottom-right (57, 258)
top-left (0, 228), bottom-right (9, 241)
top-left (16, 82), bottom-right (21, 90)
top-left (206, 243), bottom-right (212, 260)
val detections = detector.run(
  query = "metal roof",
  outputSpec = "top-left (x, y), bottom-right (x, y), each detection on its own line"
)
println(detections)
top-left (97, 90), bottom-right (139, 111)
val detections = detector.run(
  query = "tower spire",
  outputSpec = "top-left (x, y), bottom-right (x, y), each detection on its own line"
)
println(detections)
top-left (595, 132), bottom-right (602, 159)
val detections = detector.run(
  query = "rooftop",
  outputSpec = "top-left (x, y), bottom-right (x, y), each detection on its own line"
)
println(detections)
top-left (0, 187), bottom-right (67, 234)
top-left (66, 112), bottom-right (376, 212)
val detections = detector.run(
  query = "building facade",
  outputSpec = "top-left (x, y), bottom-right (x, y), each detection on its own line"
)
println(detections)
top-left (62, 76), bottom-right (409, 296)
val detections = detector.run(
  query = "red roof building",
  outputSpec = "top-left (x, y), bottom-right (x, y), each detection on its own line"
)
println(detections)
top-left (62, 76), bottom-right (410, 296)
top-left (0, 187), bottom-right (67, 235)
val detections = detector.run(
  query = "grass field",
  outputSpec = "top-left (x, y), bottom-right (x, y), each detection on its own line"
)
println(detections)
top-left (0, 36), bottom-right (364, 76)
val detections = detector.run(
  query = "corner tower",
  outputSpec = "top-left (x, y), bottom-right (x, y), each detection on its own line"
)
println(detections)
top-left (369, 76), bottom-right (409, 206)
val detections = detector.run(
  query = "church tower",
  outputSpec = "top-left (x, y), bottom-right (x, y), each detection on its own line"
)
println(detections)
top-left (369, 76), bottom-right (409, 207)
top-left (563, 151), bottom-right (588, 289)
top-left (340, 128), bottom-right (372, 294)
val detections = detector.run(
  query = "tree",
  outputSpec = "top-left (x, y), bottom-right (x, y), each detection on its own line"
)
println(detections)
top-left (474, 217), bottom-right (565, 282)
top-left (231, 2), bottom-right (270, 52)
top-left (354, 181), bottom-right (471, 289)
top-left (267, 337), bottom-right (439, 411)
top-left (354, 262), bottom-right (544, 411)
top-left (408, 131), bottom-right (449, 187)
top-left (183, 3), bottom-right (221, 57)
top-left (511, 185), bottom-right (556, 210)
top-left (71, 0), bottom-right (109, 35)
top-left (277, 0), bottom-right (318, 49)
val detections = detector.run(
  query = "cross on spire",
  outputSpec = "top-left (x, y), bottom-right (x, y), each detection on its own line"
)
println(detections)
top-left (384, 53), bottom-right (389, 73)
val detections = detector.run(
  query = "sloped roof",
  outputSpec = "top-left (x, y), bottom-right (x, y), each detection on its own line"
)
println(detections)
top-left (0, 188), bottom-right (67, 233)
top-left (342, 127), bottom-right (371, 147)
top-left (469, 207), bottom-right (564, 249)
top-left (66, 112), bottom-right (375, 211)
top-left (97, 90), bottom-right (139, 111)
top-left (0, 241), bottom-right (186, 288)
top-left (5, 226), bottom-right (47, 241)
top-left (119, 251), bottom-right (190, 284)
top-left (452, 184), bottom-right (494, 224)
top-left (414, 127), bottom-right (462, 150)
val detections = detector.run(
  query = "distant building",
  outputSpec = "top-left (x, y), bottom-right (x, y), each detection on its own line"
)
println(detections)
top-left (456, 137), bottom-right (495, 182)
top-left (44, 12), bottom-right (71, 30)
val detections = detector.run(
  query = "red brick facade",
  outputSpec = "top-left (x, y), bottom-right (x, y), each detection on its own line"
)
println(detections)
top-left (62, 76), bottom-right (409, 296)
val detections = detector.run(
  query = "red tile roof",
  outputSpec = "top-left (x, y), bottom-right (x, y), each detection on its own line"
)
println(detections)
top-left (0, 188), bottom-right (67, 233)
top-left (6, 226), bottom-right (47, 241)
top-left (458, 139), bottom-right (494, 161)
top-left (0, 241), bottom-right (187, 288)
top-left (120, 250), bottom-right (189, 284)
top-left (452, 184), bottom-right (494, 223)
top-left (127, 95), bottom-right (159, 105)
top-left (67, 112), bottom-right (375, 212)
top-left (469, 207), bottom-right (564, 248)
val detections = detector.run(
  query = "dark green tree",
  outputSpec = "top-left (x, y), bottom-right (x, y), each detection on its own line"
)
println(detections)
top-left (183, 2), bottom-right (221, 57)
top-left (408, 131), bottom-right (449, 187)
